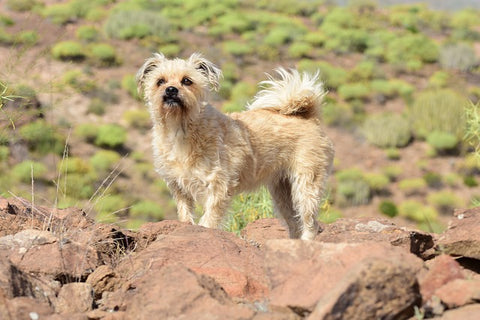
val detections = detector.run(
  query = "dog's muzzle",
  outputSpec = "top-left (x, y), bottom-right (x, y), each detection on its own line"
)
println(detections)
top-left (163, 86), bottom-right (183, 107)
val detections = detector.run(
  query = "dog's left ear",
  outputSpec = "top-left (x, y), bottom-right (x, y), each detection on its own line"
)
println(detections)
top-left (188, 53), bottom-right (223, 91)
top-left (136, 53), bottom-right (166, 95)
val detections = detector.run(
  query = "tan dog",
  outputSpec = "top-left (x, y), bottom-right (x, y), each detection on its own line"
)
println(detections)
top-left (136, 53), bottom-right (334, 240)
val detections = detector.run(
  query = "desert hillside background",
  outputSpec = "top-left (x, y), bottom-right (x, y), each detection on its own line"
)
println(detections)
top-left (0, 0), bottom-right (479, 234)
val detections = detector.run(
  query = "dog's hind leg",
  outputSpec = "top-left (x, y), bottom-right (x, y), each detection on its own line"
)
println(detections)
top-left (290, 173), bottom-right (326, 240)
top-left (268, 176), bottom-right (301, 238)
top-left (168, 181), bottom-right (195, 224)
top-left (198, 183), bottom-right (231, 229)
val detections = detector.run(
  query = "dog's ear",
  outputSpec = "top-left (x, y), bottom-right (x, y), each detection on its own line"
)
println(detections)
top-left (136, 53), bottom-right (166, 94)
top-left (188, 53), bottom-right (223, 91)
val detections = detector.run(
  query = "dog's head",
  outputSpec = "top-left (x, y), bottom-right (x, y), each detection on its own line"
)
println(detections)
top-left (136, 53), bottom-right (222, 121)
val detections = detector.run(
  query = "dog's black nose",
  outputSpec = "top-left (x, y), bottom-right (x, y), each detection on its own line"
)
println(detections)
top-left (165, 86), bottom-right (178, 97)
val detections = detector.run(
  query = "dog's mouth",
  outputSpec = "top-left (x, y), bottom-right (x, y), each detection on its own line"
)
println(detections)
top-left (163, 95), bottom-right (185, 108)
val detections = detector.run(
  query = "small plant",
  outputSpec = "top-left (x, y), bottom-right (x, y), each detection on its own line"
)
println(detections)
top-left (386, 33), bottom-right (439, 70)
top-left (398, 200), bottom-right (438, 223)
top-left (59, 157), bottom-right (92, 174)
top-left (94, 194), bottom-right (129, 223)
top-left (104, 10), bottom-right (171, 40)
top-left (440, 43), bottom-right (477, 72)
top-left (225, 187), bottom-right (273, 234)
top-left (427, 191), bottom-right (462, 215)
top-left (379, 200), bottom-right (398, 218)
top-left (87, 98), bottom-right (106, 115)
top-left (364, 172), bottom-right (390, 194)
top-left (222, 41), bottom-right (254, 57)
top-left (123, 109), bottom-right (151, 131)
top-left (335, 168), bottom-right (371, 207)
top-left (89, 150), bottom-right (120, 172)
top-left (16, 30), bottom-right (38, 46)
top-left (385, 148), bottom-right (401, 160)
top-left (12, 160), bottom-right (47, 183)
top-left (298, 60), bottom-right (348, 90)
top-left (0, 146), bottom-right (9, 162)
top-left (318, 208), bottom-right (342, 224)
top-left (19, 119), bottom-right (65, 155)
top-left (338, 83), bottom-right (370, 101)
top-left (74, 123), bottom-right (99, 143)
top-left (362, 113), bottom-right (411, 149)
top-left (122, 74), bottom-right (141, 100)
top-left (423, 172), bottom-right (443, 189)
top-left (94, 124), bottom-right (127, 149)
top-left (130, 200), bottom-right (164, 221)
top-left (88, 43), bottom-right (119, 67)
top-left (398, 178), bottom-right (427, 196)
top-left (322, 102), bottom-right (354, 127)
top-left (409, 89), bottom-right (467, 140)
top-left (7, 0), bottom-right (39, 12)
top-left (76, 25), bottom-right (99, 42)
top-left (426, 131), bottom-right (459, 155)
top-left (382, 165), bottom-right (403, 181)
top-left (463, 175), bottom-right (478, 188)
top-left (61, 69), bottom-right (96, 93)
top-left (287, 42), bottom-right (313, 59)
top-left (51, 41), bottom-right (86, 61)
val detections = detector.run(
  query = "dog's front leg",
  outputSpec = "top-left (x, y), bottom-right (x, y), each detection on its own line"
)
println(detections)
top-left (198, 186), bottom-right (230, 229)
top-left (167, 181), bottom-right (195, 224)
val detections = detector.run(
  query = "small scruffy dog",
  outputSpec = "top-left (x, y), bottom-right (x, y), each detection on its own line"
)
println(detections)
top-left (136, 53), bottom-right (334, 240)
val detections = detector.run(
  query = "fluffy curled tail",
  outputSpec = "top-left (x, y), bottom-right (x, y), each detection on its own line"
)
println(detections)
top-left (247, 68), bottom-right (325, 119)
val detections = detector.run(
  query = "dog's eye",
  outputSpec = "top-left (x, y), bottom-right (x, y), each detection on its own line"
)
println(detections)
top-left (157, 78), bottom-right (165, 86)
top-left (181, 77), bottom-right (193, 86)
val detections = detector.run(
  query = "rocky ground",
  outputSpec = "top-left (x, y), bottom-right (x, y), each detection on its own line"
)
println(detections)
top-left (1, 196), bottom-right (480, 320)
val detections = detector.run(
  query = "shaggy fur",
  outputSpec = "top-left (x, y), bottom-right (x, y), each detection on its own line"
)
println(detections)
top-left (136, 53), bottom-right (334, 240)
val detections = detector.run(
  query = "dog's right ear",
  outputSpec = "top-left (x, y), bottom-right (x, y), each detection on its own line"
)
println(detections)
top-left (136, 53), bottom-right (166, 94)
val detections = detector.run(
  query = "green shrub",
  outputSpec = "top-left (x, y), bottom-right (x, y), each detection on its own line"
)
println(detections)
top-left (440, 43), bottom-right (477, 72)
top-left (88, 43), bottom-right (119, 66)
top-left (322, 102), bottom-right (354, 127)
top-left (130, 200), bottom-right (164, 220)
top-left (61, 69), bottom-right (96, 93)
top-left (225, 187), bottom-right (273, 234)
top-left (370, 79), bottom-right (414, 102)
top-left (398, 178), bottom-right (427, 195)
top-left (398, 200), bottom-right (438, 223)
top-left (362, 113), bottom-right (411, 148)
top-left (298, 60), bottom-right (348, 90)
top-left (318, 208), bottom-right (342, 224)
top-left (122, 74), bottom-right (140, 100)
top-left (428, 71), bottom-right (450, 89)
top-left (0, 146), bottom-right (9, 162)
top-left (451, 9), bottom-right (480, 29)
top-left (76, 25), bottom-right (99, 42)
top-left (16, 31), bottom-right (38, 46)
top-left (42, 3), bottom-right (76, 25)
top-left (222, 81), bottom-right (256, 113)
top-left (87, 98), bottom-right (106, 115)
top-left (365, 30), bottom-right (397, 61)
top-left (74, 123), bottom-right (99, 143)
top-left (7, 0), bottom-right (39, 12)
top-left (382, 165), bottom-right (403, 181)
top-left (0, 28), bottom-right (13, 45)
top-left (427, 191), bottom-right (462, 214)
top-left (287, 42), bottom-right (313, 59)
top-left (338, 83), bottom-right (370, 101)
top-left (444, 173), bottom-right (461, 188)
top-left (59, 157), bottom-right (91, 174)
top-left (386, 34), bottom-right (439, 70)
top-left (263, 27), bottom-right (294, 46)
top-left (104, 10), bottom-right (171, 40)
top-left (159, 43), bottom-right (181, 58)
top-left (95, 194), bottom-right (128, 223)
top-left (379, 200), bottom-right (398, 218)
top-left (410, 89), bottom-right (467, 140)
top-left (12, 160), bottom-right (47, 183)
top-left (322, 27), bottom-right (369, 53)
top-left (364, 172), bottom-right (390, 193)
top-left (385, 148), bottom-right (401, 160)
top-left (304, 32), bottom-right (325, 46)
top-left (465, 102), bottom-right (480, 157)
top-left (222, 41), bottom-right (254, 57)
top-left (19, 120), bottom-right (65, 155)
top-left (348, 61), bottom-right (380, 82)
top-left (94, 124), bottom-right (127, 149)
top-left (464, 175), bottom-right (478, 187)
top-left (123, 109), bottom-right (151, 131)
top-left (423, 172), bottom-right (443, 189)
top-left (89, 150), bottom-right (121, 172)
top-left (426, 131), bottom-right (458, 154)
top-left (335, 168), bottom-right (370, 207)
top-left (51, 41), bottom-right (86, 61)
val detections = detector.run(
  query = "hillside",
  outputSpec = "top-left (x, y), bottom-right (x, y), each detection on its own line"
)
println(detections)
top-left (0, 0), bottom-right (480, 234)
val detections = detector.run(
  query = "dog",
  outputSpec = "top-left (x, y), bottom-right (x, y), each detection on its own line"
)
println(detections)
top-left (136, 53), bottom-right (334, 240)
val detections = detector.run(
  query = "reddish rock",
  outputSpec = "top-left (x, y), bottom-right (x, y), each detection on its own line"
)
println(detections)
top-left (241, 218), bottom-right (288, 245)
top-left (316, 217), bottom-right (435, 258)
top-left (86, 265), bottom-right (117, 299)
top-left (419, 255), bottom-right (465, 302)
top-left (265, 240), bottom-right (423, 315)
top-left (437, 303), bottom-right (480, 320)
top-left (54, 283), bottom-right (94, 314)
top-left (309, 258), bottom-right (421, 320)
top-left (435, 279), bottom-right (480, 308)
top-left (123, 265), bottom-right (255, 320)
top-left (115, 224), bottom-right (268, 301)
top-left (0, 294), bottom-right (53, 320)
top-left (436, 207), bottom-right (480, 259)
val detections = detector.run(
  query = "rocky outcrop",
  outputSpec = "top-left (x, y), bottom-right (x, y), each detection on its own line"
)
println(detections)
top-left (1, 195), bottom-right (480, 319)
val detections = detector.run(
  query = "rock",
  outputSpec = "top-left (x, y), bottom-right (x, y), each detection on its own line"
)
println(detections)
top-left (315, 217), bottom-right (435, 259)
top-left (54, 283), bottom-right (94, 314)
top-left (240, 218), bottom-right (288, 245)
top-left (436, 207), bottom-right (480, 259)
top-left (309, 258), bottom-right (421, 320)
top-left (123, 265), bottom-right (255, 320)
top-left (86, 265), bottom-right (117, 299)
top-left (115, 224), bottom-right (268, 301)
top-left (419, 255), bottom-right (465, 302)
top-left (265, 240), bottom-right (423, 316)
top-left (436, 303), bottom-right (480, 320)
top-left (0, 294), bottom-right (53, 320)
top-left (435, 279), bottom-right (480, 308)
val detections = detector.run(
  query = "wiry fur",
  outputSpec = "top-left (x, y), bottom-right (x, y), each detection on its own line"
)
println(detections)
top-left (137, 53), bottom-right (334, 240)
